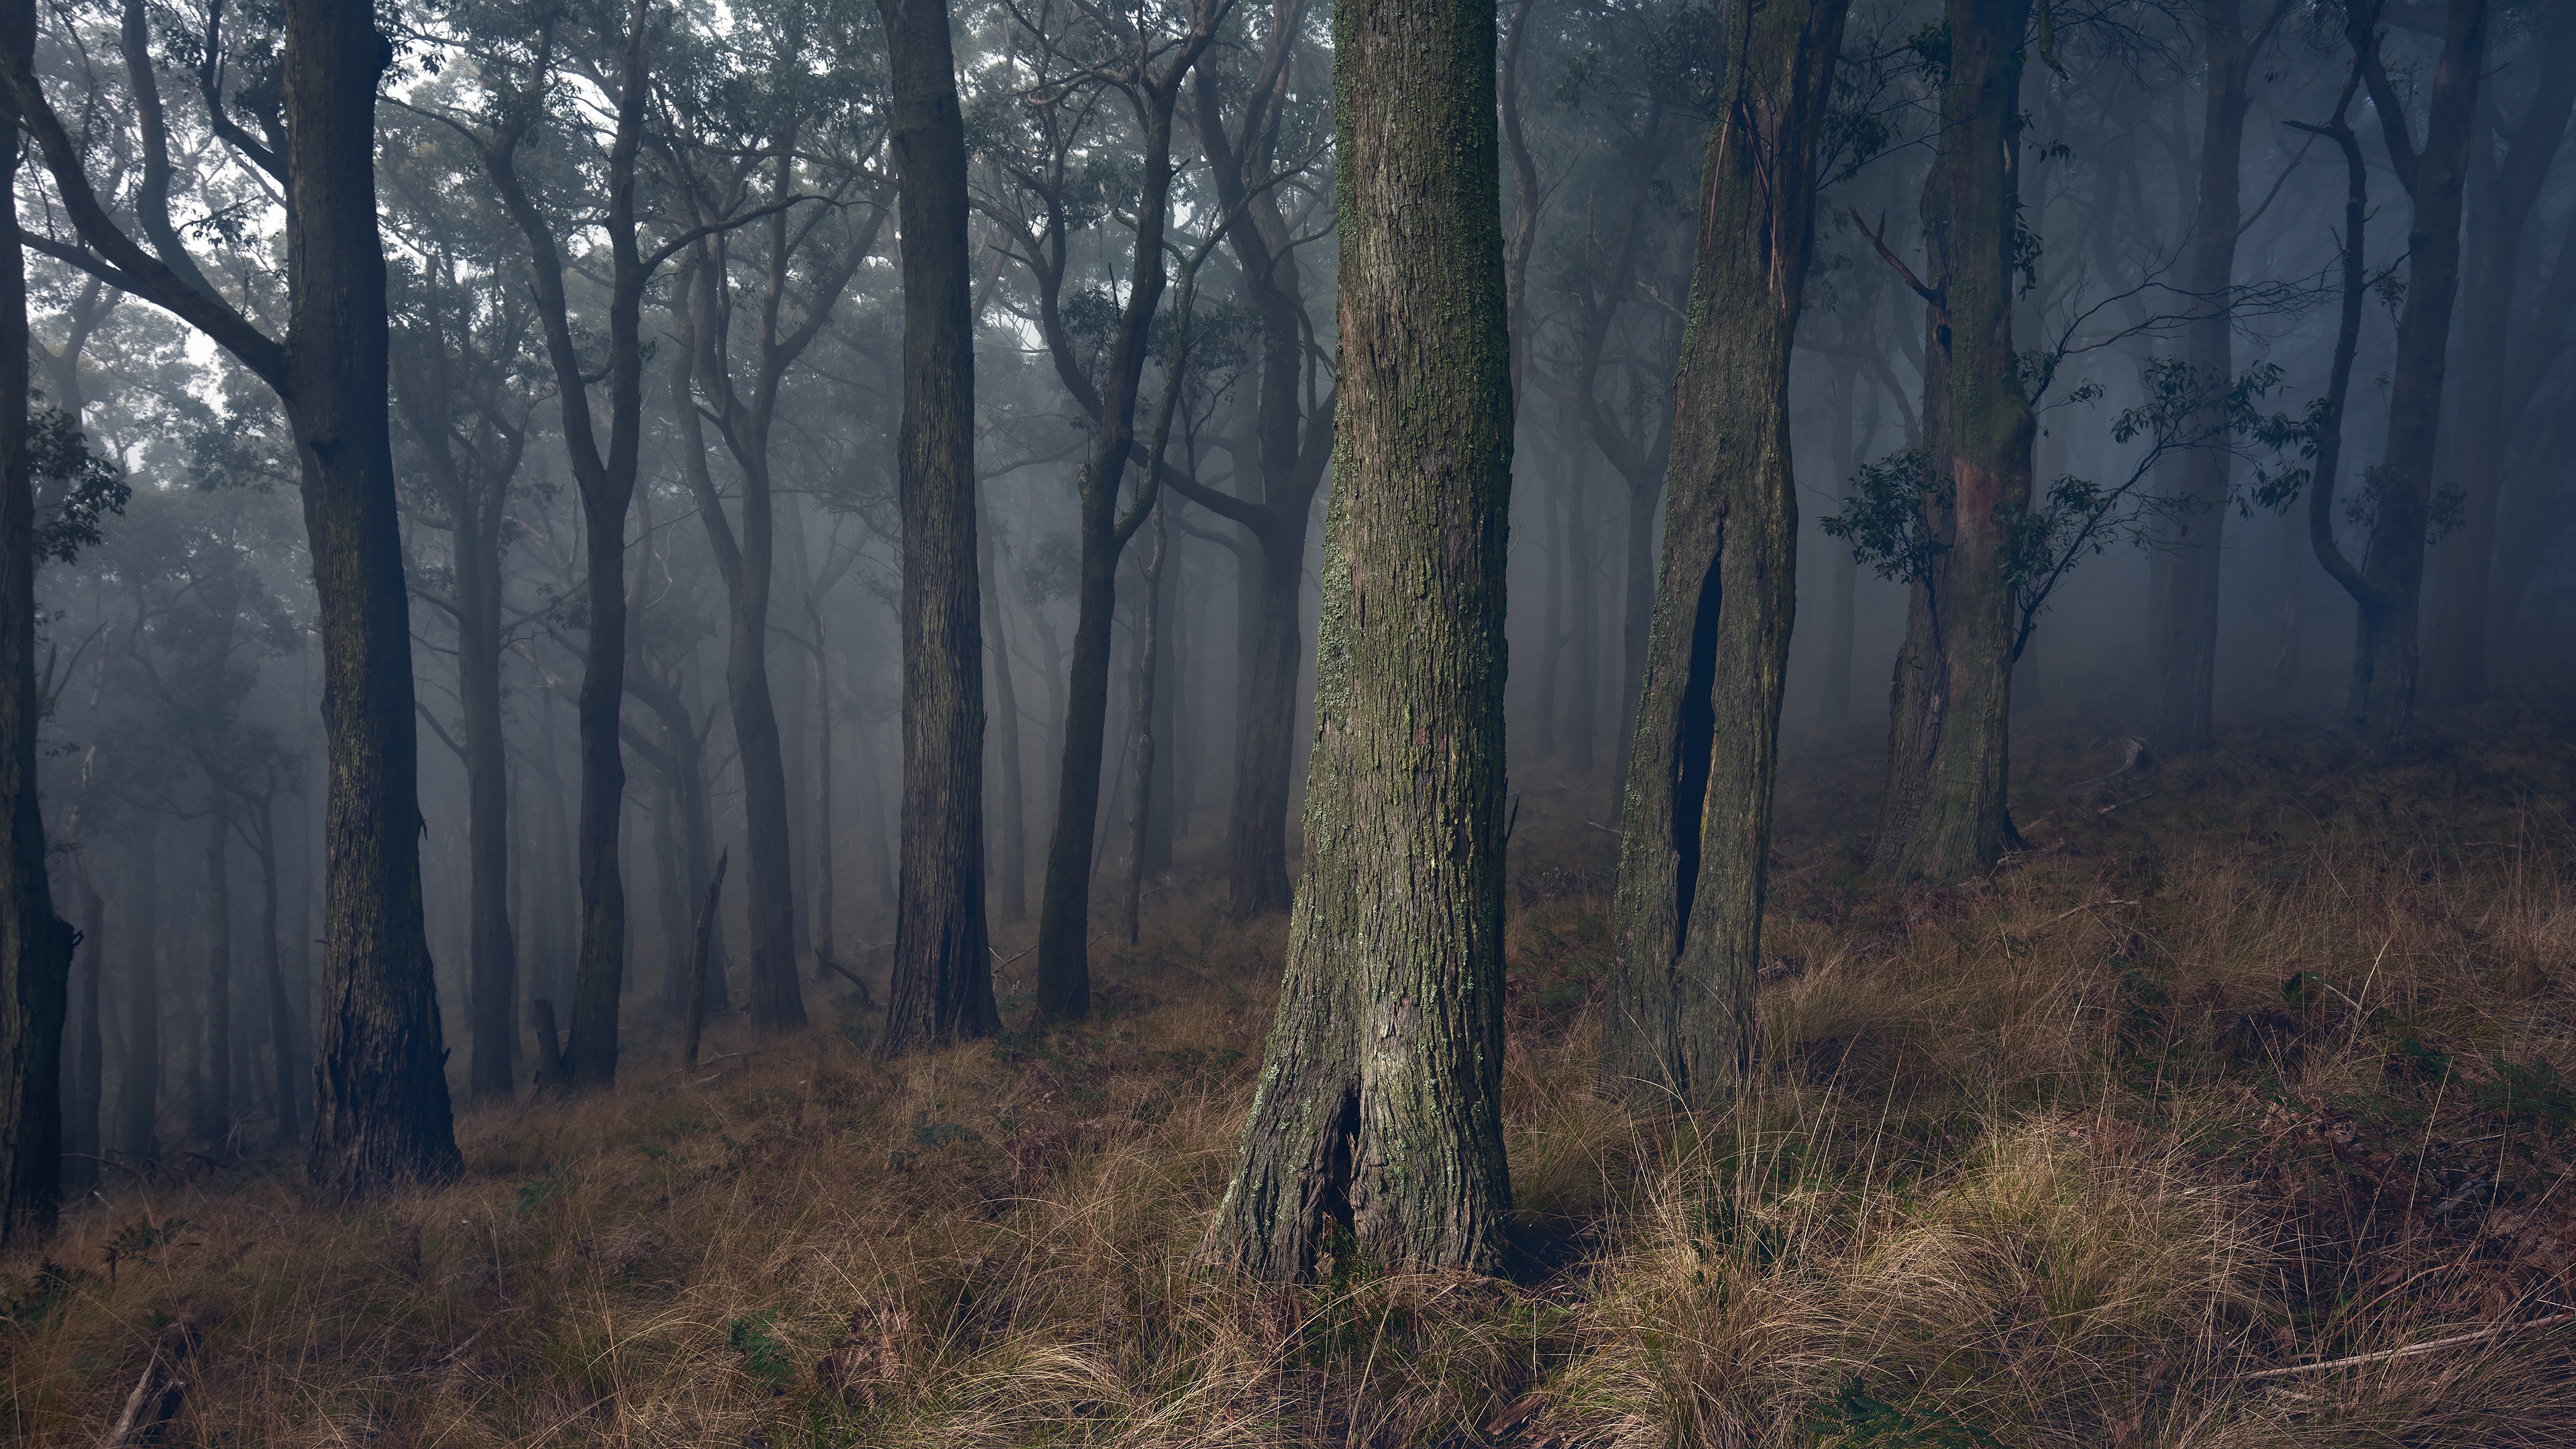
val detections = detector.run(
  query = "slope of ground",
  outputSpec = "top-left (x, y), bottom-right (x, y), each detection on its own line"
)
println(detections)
top-left (8, 710), bottom-right (2576, 1446)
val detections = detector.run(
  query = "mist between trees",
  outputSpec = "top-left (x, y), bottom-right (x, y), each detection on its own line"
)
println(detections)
top-left (0, 0), bottom-right (2567, 1290)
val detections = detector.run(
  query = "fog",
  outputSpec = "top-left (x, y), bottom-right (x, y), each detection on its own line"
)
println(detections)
top-left (10, 0), bottom-right (2571, 1166)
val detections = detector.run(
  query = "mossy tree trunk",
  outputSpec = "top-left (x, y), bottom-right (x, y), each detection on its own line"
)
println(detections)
top-left (1203, 0), bottom-right (1513, 1279)
top-left (1601, 0), bottom-right (1848, 1109)
top-left (1869, 0), bottom-right (2036, 885)
top-left (879, 0), bottom-right (999, 1055)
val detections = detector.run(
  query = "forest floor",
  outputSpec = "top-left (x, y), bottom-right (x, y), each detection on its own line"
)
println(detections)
top-left (10, 708), bottom-right (2576, 1446)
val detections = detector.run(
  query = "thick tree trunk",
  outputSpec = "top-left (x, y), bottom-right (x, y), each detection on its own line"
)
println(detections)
top-left (1599, 0), bottom-right (1846, 1109)
top-left (1204, 0), bottom-right (1513, 1279)
top-left (2151, 0), bottom-right (2271, 757)
top-left (879, 0), bottom-right (998, 1055)
top-left (1869, 0), bottom-right (2036, 883)
top-left (288, 0), bottom-right (460, 1195)
top-left (0, 70), bottom-right (76, 1234)
top-left (2343, 0), bottom-right (2485, 750)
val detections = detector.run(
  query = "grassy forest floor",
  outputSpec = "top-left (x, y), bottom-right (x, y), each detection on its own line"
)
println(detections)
top-left (11, 708), bottom-right (2576, 1446)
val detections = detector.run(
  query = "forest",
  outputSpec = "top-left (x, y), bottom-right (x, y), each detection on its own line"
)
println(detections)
top-left (3, 0), bottom-right (2576, 1440)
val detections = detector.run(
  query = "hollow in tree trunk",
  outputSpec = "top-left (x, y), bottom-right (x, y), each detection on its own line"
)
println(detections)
top-left (1600, 0), bottom-right (1847, 1110)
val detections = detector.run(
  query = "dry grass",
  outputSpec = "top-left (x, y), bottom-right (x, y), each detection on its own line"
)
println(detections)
top-left (8, 710), bottom-right (2576, 1446)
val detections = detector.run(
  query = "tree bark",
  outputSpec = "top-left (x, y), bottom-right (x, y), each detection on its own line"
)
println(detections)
top-left (284, 0), bottom-right (460, 1194)
top-left (0, 45), bottom-right (77, 1233)
top-left (878, 0), bottom-right (998, 1055)
top-left (2340, 0), bottom-right (2487, 749)
top-left (1204, 0), bottom-right (1513, 1278)
top-left (1599, 0), bottom-right (1847, 1108)
top-left (1868, 0), bottom-right (2037, 883)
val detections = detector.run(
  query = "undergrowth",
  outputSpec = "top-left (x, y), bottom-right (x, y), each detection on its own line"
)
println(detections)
top-left (7, 710), bottom-right (2576, 1445)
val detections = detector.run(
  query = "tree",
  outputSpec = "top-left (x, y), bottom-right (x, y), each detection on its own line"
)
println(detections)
top-left (4, 0), bottom-right (460, 1194)
top-left (1600, 0), bottom-right (1848, 1108)
top-left (983, 0), bottom-right (1226, 1016)
top-left (1864, 0), bottom-right (2036, 883)
top-left (0, 2), bottom-right (79, 1239)
top-left (2421, 3), bottom-right (2575, 707)
top-left (2148, 0), bottom-right (2296, 756)
top-left (878, 0), bottom-right (998, 1055)
top-left (1203, 0), bottom-right (1513, 1279)
top-left (385, 144), bottom-right (539, 1099)
top-left (2337, 0), bottom-right (2486, 749)
top-left (661, 0), bottom-right (888, 1034)
top-left (1161, 0), bottom-right (1336, 919)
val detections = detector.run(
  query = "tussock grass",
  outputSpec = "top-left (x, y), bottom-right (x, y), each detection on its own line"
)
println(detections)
top-left (9, 713), bottom-right (2576, 1445)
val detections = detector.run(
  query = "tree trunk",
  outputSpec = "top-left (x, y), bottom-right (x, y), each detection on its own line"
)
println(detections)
top-left (1599, 0), bottom-right (1847, 1109)
top-left (1564, 424), bottom-right (1599, 773)
top-left (2151, 0), bottom-right (2275, 757)
top-left (879, 0), bottom-right (998, 1055)
top-left (458, 462), bottom-right (517, 1098)
top-left (287, 0), bottom-right (460, 1195)
top-left (201, 805), bottom-right (232, 1141)
top-left (1031, 38), bottom-right (1210, 1020)
top-left (0, 62), bottom-right (76, 1233)
top-left (2421, 5), bottom-right (2575, 706)
top-left (254, 797), bottom-right (298, 1141)
top-left (1869, 0), bottom-right (2036, 883)
top-left (70, 871), bottom-right (103, 1187)
top-left (117, 823), bottom-right (158, 1161)
top-left (1185, 51), bottom-right (1336, 922)
top-left (1144, 530), bottom-right (1179, 875)
top-left (2342, 0), bottom-right (2487, 749)
top-left (810, 606), bottom-right (839, 965)
top-left (1122, 510), bottom-right (1168, 944)
top-left (979, 525), bottom-right (1027, 922)
top-left (1204, 0), bottom-right (1513, 1279)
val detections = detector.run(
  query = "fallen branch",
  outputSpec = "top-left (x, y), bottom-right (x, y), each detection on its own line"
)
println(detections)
top-left (2243, 1311), bottom-right (2576, 1381)
top-left (100, 1313), bottom-right (203, 1447)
